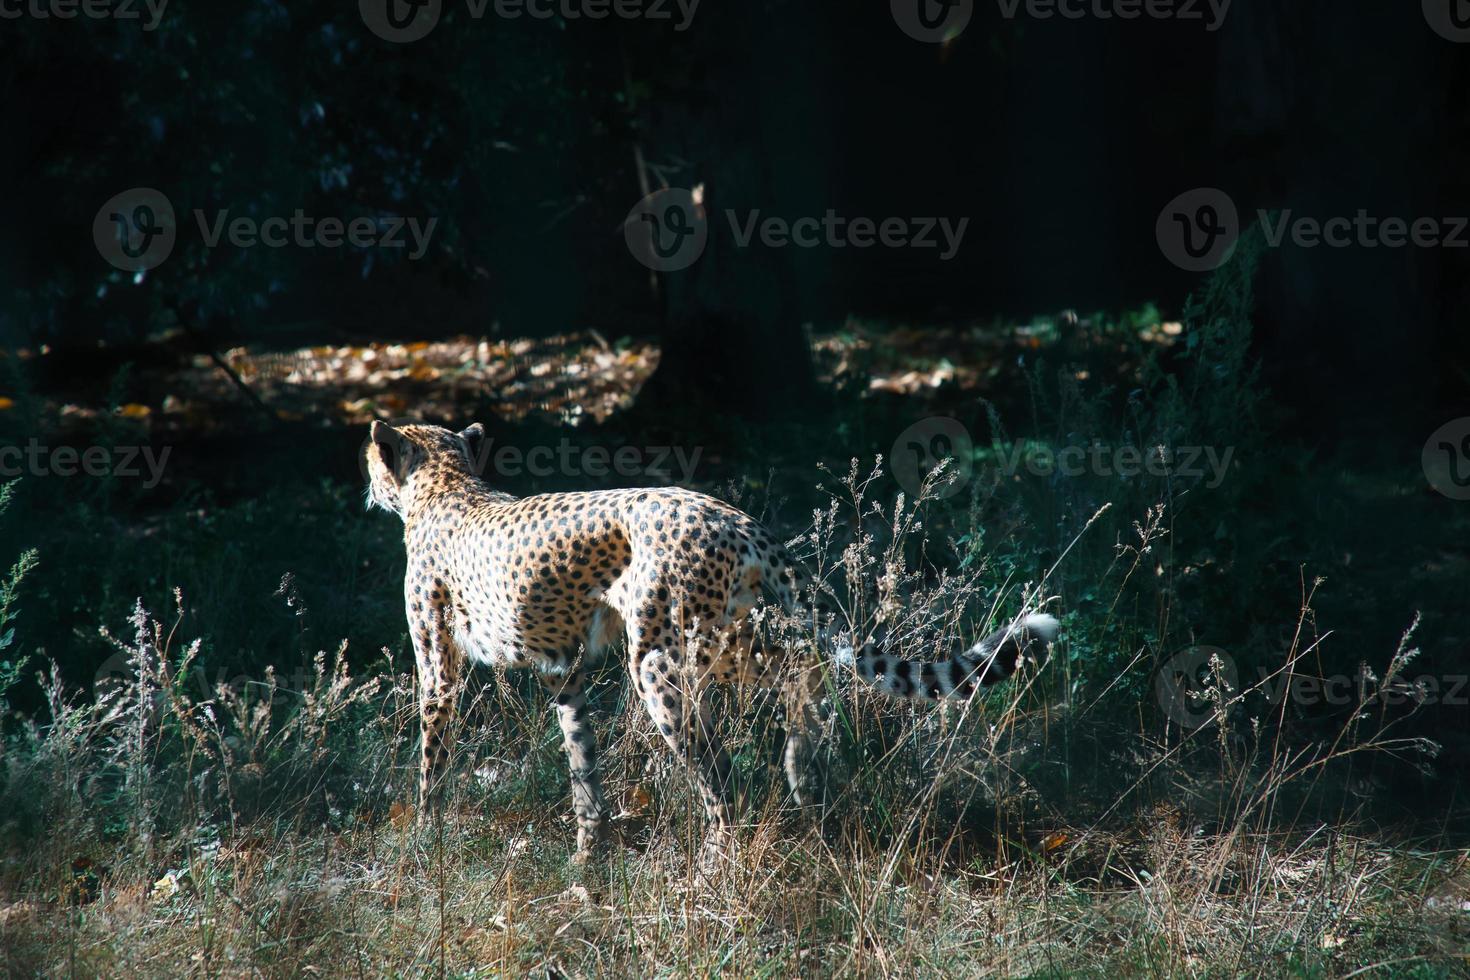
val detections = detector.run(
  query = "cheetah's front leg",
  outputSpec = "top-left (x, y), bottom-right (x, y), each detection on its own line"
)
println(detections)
top-left (539, 668), bottom-right (611, 861)
top-left (412, 608), bottom-right (462, 823)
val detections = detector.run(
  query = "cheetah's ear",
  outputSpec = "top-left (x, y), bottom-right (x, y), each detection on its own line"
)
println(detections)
top-left (370, 419), bottom-right (406, 450)
top-left (458, 422), bottom-right (487, 472)
top-left (370, 420), bottom-right (409, 481)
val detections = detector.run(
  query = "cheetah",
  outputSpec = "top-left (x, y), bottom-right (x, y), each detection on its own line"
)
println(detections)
top-left (365, 420), bottom-right (1058, 859)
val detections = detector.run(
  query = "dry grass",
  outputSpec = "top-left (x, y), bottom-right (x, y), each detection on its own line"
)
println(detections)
top-left (3, 765), bottom-right (1464, 977)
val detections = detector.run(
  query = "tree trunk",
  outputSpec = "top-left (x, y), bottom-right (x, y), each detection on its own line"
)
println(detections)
top-left (1214, 1), bottom-right (1462, 434)
top-left (628, 3), bottom-right (824, 421)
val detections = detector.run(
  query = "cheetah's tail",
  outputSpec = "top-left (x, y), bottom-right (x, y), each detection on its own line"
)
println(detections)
top-left (840, 613), bottom-right (1059, 700)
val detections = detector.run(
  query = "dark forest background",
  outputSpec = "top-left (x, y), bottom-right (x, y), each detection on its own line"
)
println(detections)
top-left (5, 2), bottom-right (1468, 428)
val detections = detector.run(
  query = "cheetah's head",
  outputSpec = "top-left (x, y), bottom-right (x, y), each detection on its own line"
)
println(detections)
top-left (364, 420), bottom-right (487, 519)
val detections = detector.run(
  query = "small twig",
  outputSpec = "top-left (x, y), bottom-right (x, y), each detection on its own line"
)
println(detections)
top-left (174, 309), bottom-right (278, 424)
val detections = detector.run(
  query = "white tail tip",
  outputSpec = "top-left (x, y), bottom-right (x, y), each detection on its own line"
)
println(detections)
top-left (1022, 613), bottom-right (1060, 642)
